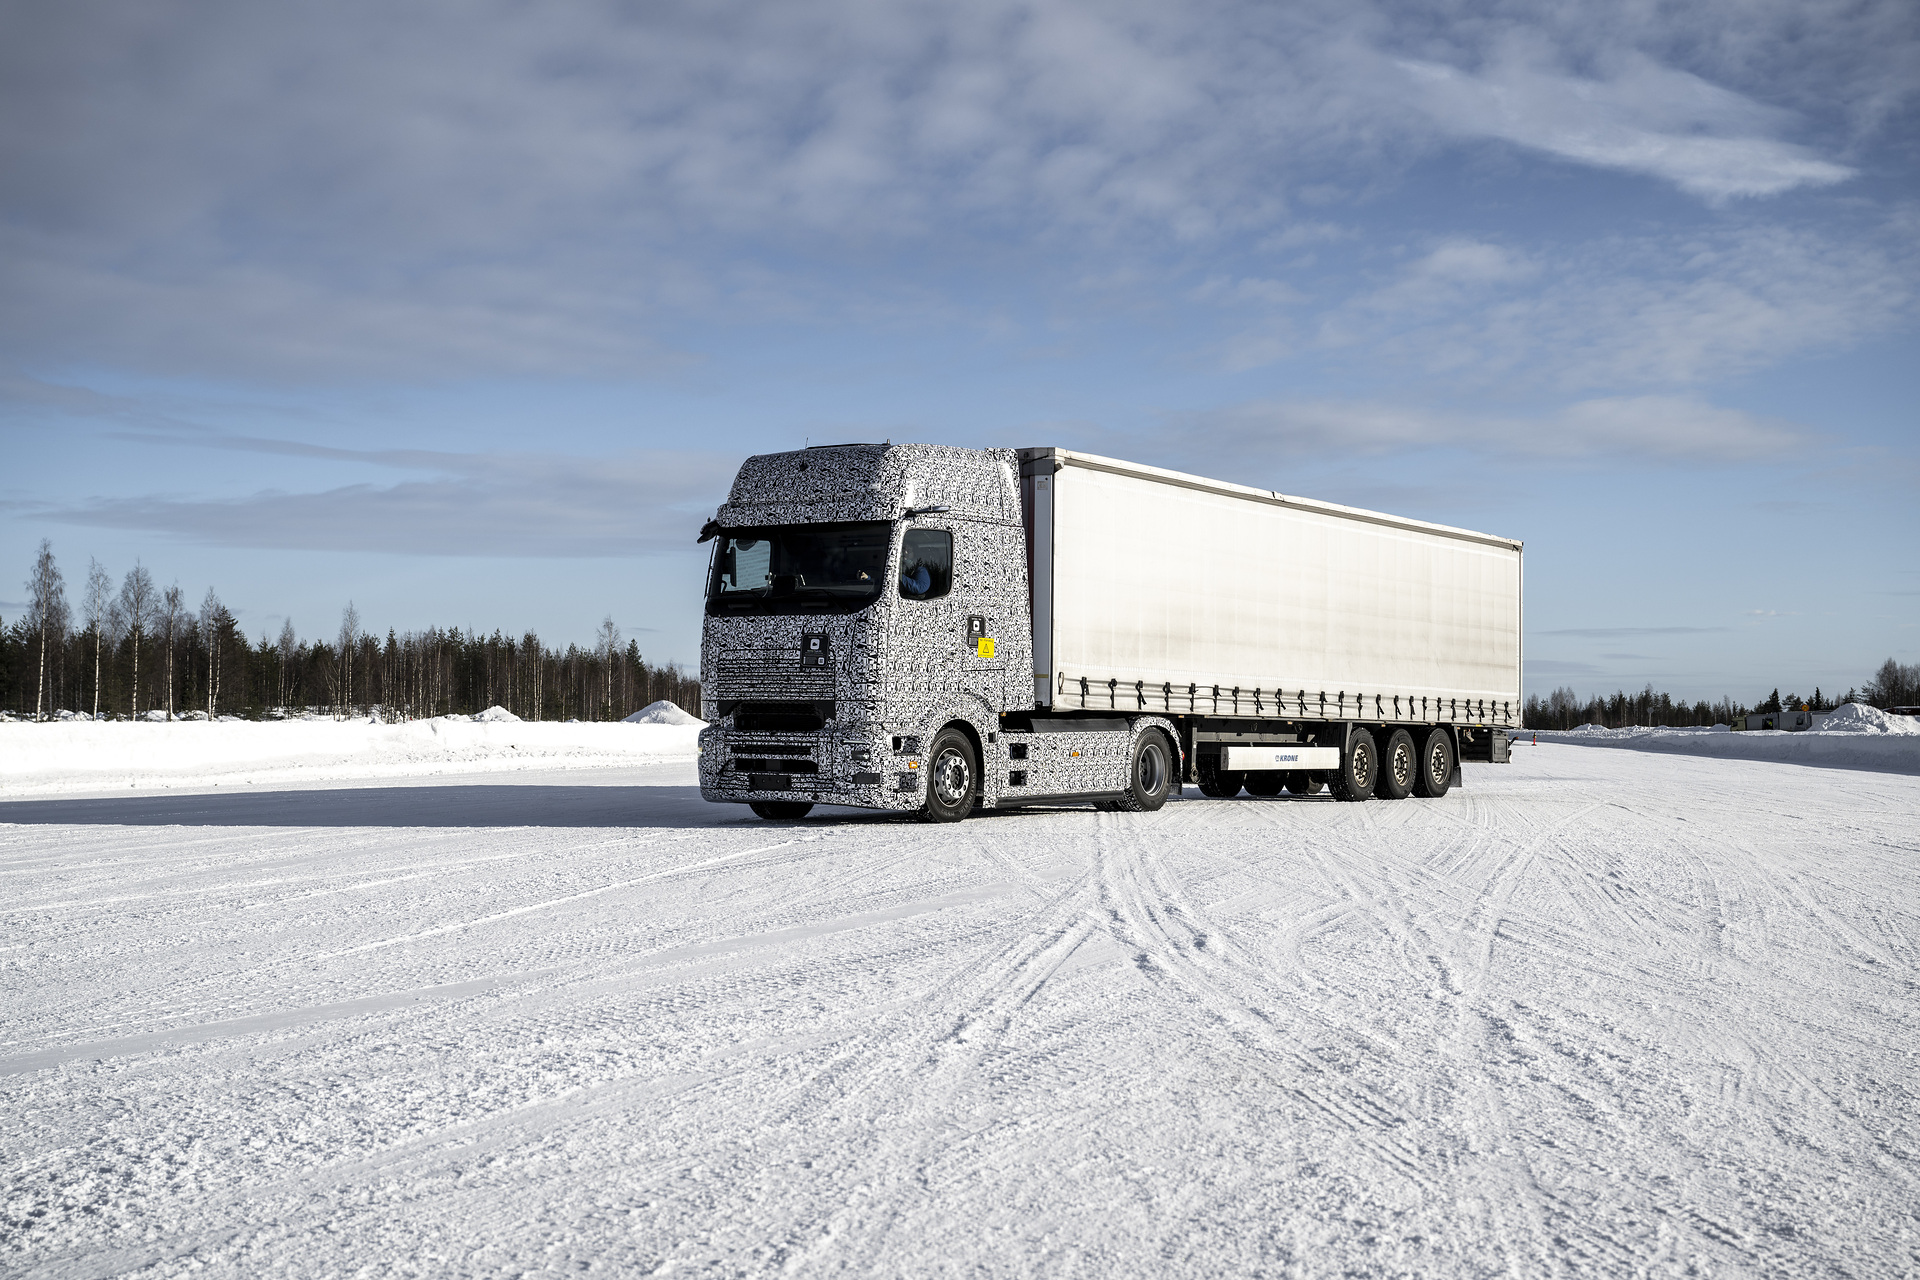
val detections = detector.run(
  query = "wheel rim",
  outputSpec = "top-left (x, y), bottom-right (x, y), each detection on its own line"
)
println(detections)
top-left (1353, 743), bottom-right (1373, 786)
top-left (933, 746), bottom-right (971, 805)
top-left (1137, 742), bottom-right (1165, 794)
top-left (1392, 742), bottom-right (1413, 788)
top-left (1427, 741), bottom-right (1447, 785)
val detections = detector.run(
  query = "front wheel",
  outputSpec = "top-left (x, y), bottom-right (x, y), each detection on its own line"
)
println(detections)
top-left (749, 800), bottom-right (813, 820)
top-left (1113, 730), bottom-right (1175, 812)
top-left (921, 727), bottom-right (978, 823)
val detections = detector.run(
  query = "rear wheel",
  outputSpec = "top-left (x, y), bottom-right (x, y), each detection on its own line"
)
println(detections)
top-left (921, 726), bottom-right (978, 823)
top-left (1243, 771), bottom-right (1286, 796)
top-left (1330, 733), bottom-right (1378, 802)
top-left (1415, 728), bottom-right (1455, 798)
top-left (1286, 771), bottom-right (1326, 796)
top-left (1196, 755), bottom-right (1244, 798)
top-left (749, 800), bottom-right (813, 820)
top-left (1378, 728), bottom-right (1416, 800)
top-left (1113, 730), bottom-right (1175, 812)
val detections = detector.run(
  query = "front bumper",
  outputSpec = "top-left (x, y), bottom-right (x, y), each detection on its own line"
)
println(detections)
top-left (698, 722), bottom-right (925, 812)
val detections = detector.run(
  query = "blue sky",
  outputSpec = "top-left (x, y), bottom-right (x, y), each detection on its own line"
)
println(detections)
top-left (3, 0), bottom-right (1915, 701)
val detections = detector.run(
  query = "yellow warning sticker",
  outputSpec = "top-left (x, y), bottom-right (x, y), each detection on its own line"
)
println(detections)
top-left (976, 637), bottom-right (996, 659)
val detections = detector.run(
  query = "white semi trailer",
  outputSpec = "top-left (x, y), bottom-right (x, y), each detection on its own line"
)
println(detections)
top-left (697, 443), bottom-right (1519, 821)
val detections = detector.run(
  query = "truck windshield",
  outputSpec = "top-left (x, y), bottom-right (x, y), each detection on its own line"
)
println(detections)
top-left (707, 522), bottom-right (893, 614)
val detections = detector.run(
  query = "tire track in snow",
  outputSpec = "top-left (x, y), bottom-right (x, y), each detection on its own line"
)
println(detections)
top-left (1086, 813), bottom-right (1431, 1185)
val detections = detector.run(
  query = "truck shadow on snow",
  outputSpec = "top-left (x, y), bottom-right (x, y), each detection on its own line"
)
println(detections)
top-left (0, 784), bottom-right (751, 829)
top-left (0, 786), bottom-right (1335, 829)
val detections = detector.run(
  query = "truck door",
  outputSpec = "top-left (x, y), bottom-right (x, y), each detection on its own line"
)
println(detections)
top-left (891, 522), bottom-right (999, 715)
top-left (955, 522), bottom-right (1009, 704)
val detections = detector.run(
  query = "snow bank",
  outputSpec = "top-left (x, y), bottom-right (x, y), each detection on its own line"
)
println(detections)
top-left (0, 716), bottom-right (705, 797)
top-left (1811, 702), bottom-right (1920, 735)
top-left (472, 705), bottom-right (521, 723)
top-left (623, 699), bottom-right (701, 726)
top-left (1532, 713), bottom-right (1920, 774)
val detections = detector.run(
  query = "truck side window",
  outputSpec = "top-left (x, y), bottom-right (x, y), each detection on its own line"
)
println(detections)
top-left (899, 528), bottom-right (952, 600)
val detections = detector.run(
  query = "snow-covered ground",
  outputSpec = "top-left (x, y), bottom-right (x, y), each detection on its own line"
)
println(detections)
top-left (3, 745), bottom-right (1916, 1277)
top-left (0, 710), bottom-right (703, 798)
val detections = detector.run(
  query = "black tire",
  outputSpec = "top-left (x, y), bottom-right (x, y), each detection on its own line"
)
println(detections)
top-left (1196, 755), bottom-right (1245, 798)
top-left (1330, 732), bottom-right (1378, 802)
top-left (921, 726), bottom-right (977, 823)
top-left (749, 800), bottom-right (813, 820)
top-left (1243, 771), bottom-right (1286, 797)
top-left (1286, 771), bottom-right (1326, 796)
top-left (1415, 728), bottom-right (1455, 798)
top-left (1378, 728), bottom-right (1416, 800)
top-left (1114, 730), bottom-right (1176, 812)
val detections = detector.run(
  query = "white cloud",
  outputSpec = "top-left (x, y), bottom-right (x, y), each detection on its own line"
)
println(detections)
top-left (1396, 53), bottom-right (1854, 201)
top-left (1180, 394), bottom-right (1803, 464)
top-left (27, 437), bottom-right (737, 557)
top-left (0, 0), bottom-right (1910, 381)
top-left (1274, 223), bottom-right (1917, 389)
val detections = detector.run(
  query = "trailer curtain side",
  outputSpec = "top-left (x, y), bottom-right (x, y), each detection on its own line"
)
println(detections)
top-left (1022, 449), bottom-right (1523, 725)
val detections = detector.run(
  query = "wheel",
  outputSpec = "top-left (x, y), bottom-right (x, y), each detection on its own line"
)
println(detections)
top-left (921, 726), bottom-right (978, 823)
top-left (1113, 730), bottom-right (1175, 812)
top-left (1378, 728), bottom-right (1416, 800)
top-left (1196, 755), bottom-right (1244, 798)
top-left (1285, 771), bottom-right (1326, 796)
top-left (1330, 732), bottom-right (1378, 801)
top-left (1415, 728), bottom-right (1455, 798)
top-left (749, 800), bottom-right (813, 820)
top-left (1243, 771), bottom-right (1286, 797)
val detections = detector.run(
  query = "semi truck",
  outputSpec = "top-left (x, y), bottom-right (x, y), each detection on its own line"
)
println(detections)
top-left (696, 443), bottom-right (1520, 821)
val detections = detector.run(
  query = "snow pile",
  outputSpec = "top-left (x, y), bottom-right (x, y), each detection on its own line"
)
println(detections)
top-left (0, 716), bottom-right (704, 797)
top-left (623, 700), bottom-right (702, 726)
top-left (1812, 702), bottom-right (1920, 735)
top-left (1533, 714), bottom-right (1920, 774)
top-left (472, 705), bottom-right (521, 723)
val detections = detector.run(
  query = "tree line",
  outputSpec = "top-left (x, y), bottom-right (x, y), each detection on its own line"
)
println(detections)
top-left (4, 540), bottom-right (700, 722)
top-left (1521, 659), bottom-right (1919, 731)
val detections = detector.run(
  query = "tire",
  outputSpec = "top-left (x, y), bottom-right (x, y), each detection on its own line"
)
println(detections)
top-left (1378, 728), bottom-right (1416, 800)
top-left (1196, 755), bottom-right (1244, 798)
top-left (1114, 730), bottom-right (1175, 812)
top-left (1415, 728), bottom-right (1455, 798)
top-left (1243, 771), bottom-right (1286, 797)
top-left (1330, 732), bottom-right (1378, 802)
top-left (921, 726), bottom-right (978, 823)
top-left (749, 800), bottom-right (814, 820)
top-left (1286, 771), bottom-right (1326, 796)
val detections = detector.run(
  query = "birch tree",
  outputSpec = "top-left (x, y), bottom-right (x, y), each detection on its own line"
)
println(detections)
top-left (597, 616), bottom-right (619, 721)
top-left (201, 588), bottom-right (224, 718)
top-left (119, 563), bottom-right (157, 718)
top-left (338, 603), bottom-right (360, 717)
top-left (83, 558), bottom-right (112, 719)
top-left (277, 619), bottom-right (297, 712)
top-left (27, 541), bottom-right (67, 721)
top-left (160, 584), bottom-right (184, 720)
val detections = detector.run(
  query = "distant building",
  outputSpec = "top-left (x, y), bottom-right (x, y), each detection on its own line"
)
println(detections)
top-left (1745, 710), bottom-right (1813, 731)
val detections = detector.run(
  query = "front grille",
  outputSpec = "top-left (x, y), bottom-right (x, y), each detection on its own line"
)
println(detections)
top-left (733, 758), bottom-right (819, 774)
top-left (731, 702), bottom-right (832, 732)
top-left (712, 653), bottom-right (833, 699)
